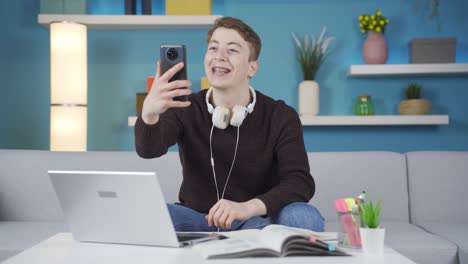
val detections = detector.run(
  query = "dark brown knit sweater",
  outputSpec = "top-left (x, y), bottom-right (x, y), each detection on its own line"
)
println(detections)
top-left (135, 89), bottom-right (315, 217)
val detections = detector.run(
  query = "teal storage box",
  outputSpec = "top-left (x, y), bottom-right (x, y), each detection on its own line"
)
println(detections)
top-left (64, 0), bottom-right (88, 14)
top-left (40, 0), bottom-right (63, 14)
top-left (40, 0), bottom-right (87, 14)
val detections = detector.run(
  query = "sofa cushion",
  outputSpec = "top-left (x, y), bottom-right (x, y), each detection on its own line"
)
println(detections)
top-left (0, 150), bottom-right (64, 221)
top-left (407, 151), bottom-right (468, 224)
top-left (418, 222), bottom-right (468, 264)
top-left (308, 152), bottom-right (409, 222)
top-left (0, 221), bottom-right (68, 262)
top-left (385, 222), bottom-right (459, 264)
top-left (0, 150), bottom-right (183, 221)
top-left (326, 221), bottom-right (458, 264)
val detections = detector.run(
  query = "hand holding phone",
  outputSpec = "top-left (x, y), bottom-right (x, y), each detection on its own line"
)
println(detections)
top-left (140, 45), bottom-right (192, 125)
top-left (160, 44), bottom-right (189, 101)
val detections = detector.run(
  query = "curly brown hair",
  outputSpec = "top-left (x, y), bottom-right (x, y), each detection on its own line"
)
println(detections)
top-left (206, 17), bottom-right (261, 61)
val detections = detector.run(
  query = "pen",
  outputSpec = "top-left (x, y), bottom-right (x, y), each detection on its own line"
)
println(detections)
top-left (358, 190), bottom-right (366, 204)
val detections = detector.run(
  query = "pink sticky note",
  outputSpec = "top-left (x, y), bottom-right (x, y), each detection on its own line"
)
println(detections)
top-left (335, 199), bottom-right (349, 213)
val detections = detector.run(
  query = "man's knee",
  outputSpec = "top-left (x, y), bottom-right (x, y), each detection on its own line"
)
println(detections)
top-left (167, 203), bottom-right (211, 232)
top-left (274, 202), bottom-right (325, 232)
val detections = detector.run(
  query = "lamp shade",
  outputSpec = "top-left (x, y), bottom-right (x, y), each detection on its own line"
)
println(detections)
top-left (50, 105), bottom-right (87, 151)
top-left (50, 22), bottom-right (87, 151)
top-left (50, 22), bottom-right (87, 105)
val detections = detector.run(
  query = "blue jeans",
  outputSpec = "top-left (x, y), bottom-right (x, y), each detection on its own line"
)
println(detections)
top-left (167, 202), bottom-right (325, 232)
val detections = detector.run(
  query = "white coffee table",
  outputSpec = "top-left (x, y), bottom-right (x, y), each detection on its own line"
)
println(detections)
top-left (4, 233), bottom-right (416, 264)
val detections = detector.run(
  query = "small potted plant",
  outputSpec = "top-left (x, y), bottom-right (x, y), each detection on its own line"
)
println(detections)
top-left (359, 199), bottom-right (385, 255)
top-left (291, 27), bottom-right (334, 116)
top-left (398, 83), bottom-right (432, 115)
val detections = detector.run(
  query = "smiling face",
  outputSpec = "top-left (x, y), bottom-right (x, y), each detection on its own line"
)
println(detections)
top-left (204, 27), bottom-right (258, 90)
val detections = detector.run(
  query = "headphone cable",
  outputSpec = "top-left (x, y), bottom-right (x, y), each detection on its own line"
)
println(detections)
top-left (209, 124), bottom-right (220, 201)
top-left (209, 124), bottom-right (240, 232)
top-left (221, 126), bottom-right (239, 200)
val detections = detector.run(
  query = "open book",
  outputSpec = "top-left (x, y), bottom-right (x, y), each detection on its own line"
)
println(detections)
top-left (192, 225), bottom-right (349, 259)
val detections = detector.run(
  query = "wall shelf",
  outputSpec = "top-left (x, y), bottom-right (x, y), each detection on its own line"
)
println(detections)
top-left (128, 115), bottom-right (449, 127)
top-left (300, 115), bottom-right (449, 126)
top-left (38, 14), bottom-right (221, 30)
top-left (348, 63), bottom-right (468, 77)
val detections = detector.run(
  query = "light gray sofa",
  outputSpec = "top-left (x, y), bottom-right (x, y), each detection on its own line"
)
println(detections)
top-left (0, 149), bottom-right (466, 263)
top-left (406, 152), bottom-right (468, 264)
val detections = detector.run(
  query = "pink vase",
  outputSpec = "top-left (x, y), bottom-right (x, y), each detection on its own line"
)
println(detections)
top-left (363, 31), bottom-right (388, 64)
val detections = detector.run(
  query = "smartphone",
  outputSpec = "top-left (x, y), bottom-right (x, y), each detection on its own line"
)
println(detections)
top-left (160, 44), bottom-right (188, 101)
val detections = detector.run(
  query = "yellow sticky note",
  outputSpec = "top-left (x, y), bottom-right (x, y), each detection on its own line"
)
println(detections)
top-left (201, 76), bottom-right (211, 90)
top-left (166, 0), bottom-right (211, 15)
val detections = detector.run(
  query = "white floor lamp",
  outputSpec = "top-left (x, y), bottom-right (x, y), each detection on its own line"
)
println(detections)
top-left (50, 22), bottom-right (87, 151)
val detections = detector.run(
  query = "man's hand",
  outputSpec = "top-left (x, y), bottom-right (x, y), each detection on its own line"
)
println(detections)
top-left (141, 61), bottom-right (192, 125)
top-left (205, 198), bottom-right (267, 229)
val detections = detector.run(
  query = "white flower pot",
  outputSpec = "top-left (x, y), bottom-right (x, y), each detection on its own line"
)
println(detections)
top-left (359, 227), bottom-right (385, 255)
top-left (298, 80), bottom-right (319, 116)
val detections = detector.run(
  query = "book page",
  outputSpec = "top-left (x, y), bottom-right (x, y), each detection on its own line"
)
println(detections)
top-left (258, 225), bottom-right (337, 253)
top-left (258, 225), bottom-right (301, 252)
top-left (262, 225), bottom-right (337, 241)
top-left (218, 229), bottom-right (262, 241)
top-left (192, 238), bottom-right (276, 259)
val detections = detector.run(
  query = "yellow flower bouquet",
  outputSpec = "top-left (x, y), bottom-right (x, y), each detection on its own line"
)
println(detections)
top-left (358, 10), bottom-right (390, 34)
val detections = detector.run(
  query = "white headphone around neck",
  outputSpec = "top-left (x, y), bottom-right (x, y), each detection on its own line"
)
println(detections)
top-left (205, 86), bottom-right (256, 129)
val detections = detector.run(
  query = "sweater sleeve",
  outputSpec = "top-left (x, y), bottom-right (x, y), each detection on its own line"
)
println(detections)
top-left (134, 108), bottom-right (183, 159)
top-left (257, 105), bottom-right (315, 216)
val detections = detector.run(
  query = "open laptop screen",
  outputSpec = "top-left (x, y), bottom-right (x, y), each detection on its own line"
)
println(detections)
top-left (48, 170), bottom-right (223, 247)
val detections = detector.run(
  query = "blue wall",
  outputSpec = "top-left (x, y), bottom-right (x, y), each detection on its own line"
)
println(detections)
top-left (1, 0), bottom-right (467, 152)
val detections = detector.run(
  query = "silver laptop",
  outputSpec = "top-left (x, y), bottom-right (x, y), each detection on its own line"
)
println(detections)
top-left (48, 170), bottom-right (225, 247)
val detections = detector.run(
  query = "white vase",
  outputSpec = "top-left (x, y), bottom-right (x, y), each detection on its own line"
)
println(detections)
top-left (359, 227), bottom-right (385, 255)
top-left (298, 80), bottom-right (319, 116)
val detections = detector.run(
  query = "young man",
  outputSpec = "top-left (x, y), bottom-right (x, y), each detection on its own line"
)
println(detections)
top-left (135, 17), bottom-right (324, 232)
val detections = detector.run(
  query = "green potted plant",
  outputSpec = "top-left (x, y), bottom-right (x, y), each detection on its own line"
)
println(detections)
top-left (359, 199), bottom-right (385, 255)
top-left (413, 0), bottom-right (441, 31)
top-left (358, 10), bottom-right (390, 64)
top-left (398, 83), bottom-right (432, 115)
top-left (291, 27), bottom-right (334, 116)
